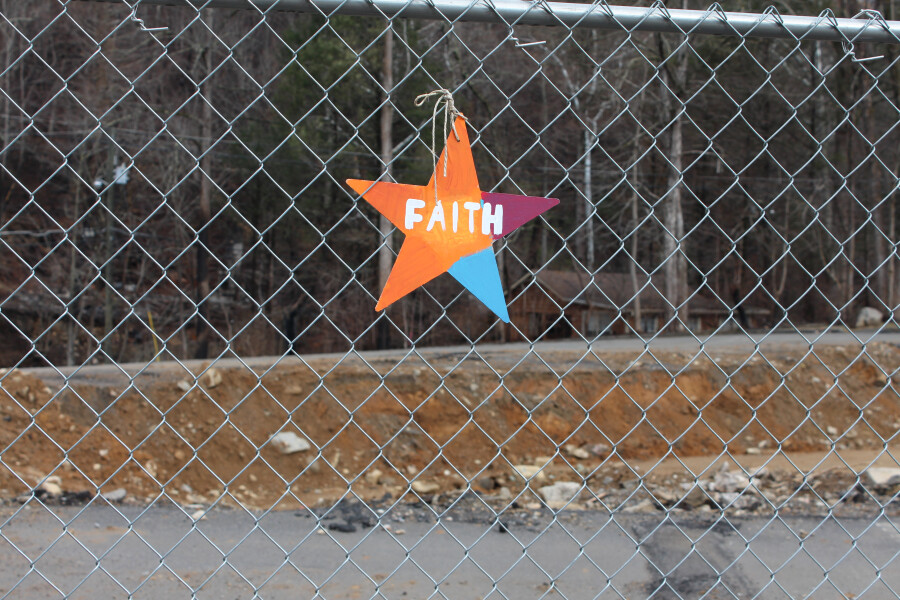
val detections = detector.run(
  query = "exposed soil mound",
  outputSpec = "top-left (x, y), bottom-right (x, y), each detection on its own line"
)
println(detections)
top-left (2, 342), bottom-right (899, 508)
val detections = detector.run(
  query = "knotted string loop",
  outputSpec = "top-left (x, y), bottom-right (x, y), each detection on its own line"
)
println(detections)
top-left (415, 88), bottom-right (465, 178)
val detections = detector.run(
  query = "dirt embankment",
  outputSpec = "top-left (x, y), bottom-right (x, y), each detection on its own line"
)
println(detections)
top-left (1, 343), bottom-right (899, 508)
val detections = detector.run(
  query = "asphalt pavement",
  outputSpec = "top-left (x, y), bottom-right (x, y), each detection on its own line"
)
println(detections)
top-left (2, 502), bottom-right (898, 599)
top-left (23, 327), bottom-right (900, 386)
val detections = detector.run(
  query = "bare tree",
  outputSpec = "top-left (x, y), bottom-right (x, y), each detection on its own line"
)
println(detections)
top-left (377, 25), bottom-right (394, 349)
top-left (658, 31), bottom-right (689, 330)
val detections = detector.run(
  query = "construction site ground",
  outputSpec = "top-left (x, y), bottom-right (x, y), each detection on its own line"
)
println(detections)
top-left (2, 330), bottom-right (899, 512)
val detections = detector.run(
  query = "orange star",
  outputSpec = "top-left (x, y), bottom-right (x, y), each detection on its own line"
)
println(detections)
top-left (348, 116), bottom-right (558, 321)
top-left (347, 116), bottom-right (493, 311)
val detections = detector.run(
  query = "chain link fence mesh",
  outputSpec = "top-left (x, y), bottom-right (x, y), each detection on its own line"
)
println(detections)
top-left (2, 0), bottom-right (900, 597)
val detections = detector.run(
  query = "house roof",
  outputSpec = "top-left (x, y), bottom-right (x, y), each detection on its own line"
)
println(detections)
top-left (515, 269), bottom-right (769, 316)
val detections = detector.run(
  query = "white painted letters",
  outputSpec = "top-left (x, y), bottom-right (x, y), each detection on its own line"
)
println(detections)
top-left (426, 201), bottom-right (446, 231)
top-left (404, 198), bottom-right (425, 230)
top-left (407, 200), bottom-right (503, 237)
top-left (463, 202), bottom-right (481, 233)
top-left (481, 202), bottom-right (503, 235)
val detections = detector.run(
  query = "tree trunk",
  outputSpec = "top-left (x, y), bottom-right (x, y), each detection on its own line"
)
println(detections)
top-left (866, 89), bottom-right (887, 310)
top-left (889, 206), bottom-right (897, 314)
top-left (660, 49), bottom-right (688, 331)
top-left (629, 167), bottom-right (642, 334)
top-left (103, 135), bottom-right (116, 359)
top-left (0, 1), bottom-right (13, 169)
top-left (194, 44), bottom-right (213, 359)
top-left (376, 27), bottom-right (394, 349)
top-left (67, 161), bottom-right (84, 366)
top-left (847, 214), bottom-right (856, 320)
top-left (583, 128), bottom-right (594, 270)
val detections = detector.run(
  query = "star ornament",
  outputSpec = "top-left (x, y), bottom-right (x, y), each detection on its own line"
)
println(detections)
top-left (347, 116), bottom-right (558, 323)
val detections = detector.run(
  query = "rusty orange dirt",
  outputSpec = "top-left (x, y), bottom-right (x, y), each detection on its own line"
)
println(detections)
top-left (2, 343), bottom-right (898, 508)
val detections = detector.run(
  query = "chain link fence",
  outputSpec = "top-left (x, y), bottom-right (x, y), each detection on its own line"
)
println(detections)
top-left (2, 0), bottom-right (900, 597)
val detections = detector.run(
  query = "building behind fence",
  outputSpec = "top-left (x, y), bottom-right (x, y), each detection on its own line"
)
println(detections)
top-left (2, 0), bottom-right (900, 598)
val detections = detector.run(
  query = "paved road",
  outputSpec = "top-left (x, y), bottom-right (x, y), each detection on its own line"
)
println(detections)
top-left (1, 503), bottom-right (898, 599)
top-left (23, 328), bottom-right (900, 386)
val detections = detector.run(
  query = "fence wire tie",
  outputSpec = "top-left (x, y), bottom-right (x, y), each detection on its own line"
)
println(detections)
top-left (705, 3), bottom-right (729, 24)
top-left (762, 6), bottom-right (785, 27)
top-left (130, 5), bottom-right (168, 32)
top-left (650, 0), bottom-right (672, 23)
top-left (842, 39), bottom-right (883, 63)
top-left (509, 29), bottom-right (547, 48)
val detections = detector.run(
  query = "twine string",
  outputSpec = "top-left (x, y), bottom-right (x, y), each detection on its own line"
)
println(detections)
top-left (415, 89), bottom-right (464, 179)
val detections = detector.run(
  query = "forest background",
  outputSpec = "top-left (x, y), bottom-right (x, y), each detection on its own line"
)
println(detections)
top-left (1, 0), bottom-right (898, 366)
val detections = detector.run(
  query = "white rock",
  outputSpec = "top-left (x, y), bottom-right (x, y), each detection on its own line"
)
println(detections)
top-left (365, 468), bottom-right (383, 485)
top-left (589, 443), bottom-right (611, 457)
top-left (865, 467), bottom-right (900, 488)
top-left (176, 380), bottom-right (192, 393)
top-left (40, 479), bottom-right (62, 496)
top-left (202, 368), bottom-right (223, 389)
top-left (856, 307), bottom-right (884, 328)
top-left (269, 431), bottom-right (311, 454)
top-left (103, 488), bottom-right (127, 502)
top-left (623, 499), bottom-right (655, 513)
top-left (826, 426), bottom-right (838, 436)
top-left (191, 509), bottom-right (206, 521)
top-left (715, 491), bottom-right (741, 506)
top-left (564, 444), bottom-right (590, 460)
top-left (751, 466), bottom-right (771, 480)
top-left (708, 463), bottom-right (752, 492)
top-left (513, 465), bottom-right (546, 482)
top-left (654, 488), bottom-right (677, 504)
top-left (680, 487), bottom-right (710, 509)
top-left (538, 481), bottom-right (581, 508)
top-left (411, 481), bottom-right (440, 494)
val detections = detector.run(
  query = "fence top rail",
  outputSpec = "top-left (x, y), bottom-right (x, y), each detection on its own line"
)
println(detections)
top-left (85, 0), bottom-right (900, 43)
